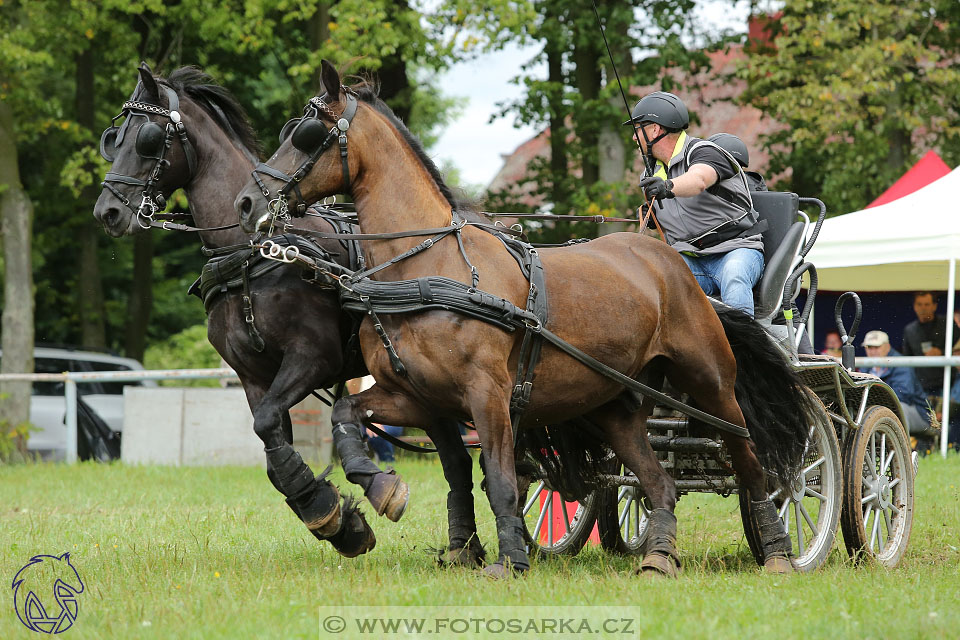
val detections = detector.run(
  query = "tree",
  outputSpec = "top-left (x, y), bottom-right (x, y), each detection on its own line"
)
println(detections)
top-left (739, 0), bottom-right (960, 213)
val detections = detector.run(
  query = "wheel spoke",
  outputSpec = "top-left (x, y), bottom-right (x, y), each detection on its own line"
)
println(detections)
top-left (794, 501), bottom-right (805, 556)
top-left (869, 507), bottom-right (881, 552)
top-left (769, 487), bottom-right (782, 501)
top-left (889, 502), bottom-right (900, 515)
top-left (778, 499), bottom-right (791, 519)
top-left (863, 504), bottom-right (873, 528)
top-left (880, 433), bottom-right (887, 475)
top-left (799, 501), bottom-right (819, 537)
top-left (861, 493), bottom-right (877, 505)
top-left (617, 486), bottom-right (629, 503)
top-left (862, 476), bottom-right (873, 491)
top-left (888, 477), bottom-right (901, 489)
top-left (532, 490), bottom-right (551, 539)
top-left (619, 497), bottom-right (633, 529)
top-left (882, 450), bottom-right (895, 476)
top-left (523, 482), bottom-right (546, 516)
top-left (782, 499), bottom-right (791, 533)
top-left (883, 509), bottom-right (894, 540)
top-left (632, 498), bottom-right (641, 540)
top-left (802, 456), bottom-right (825, 475)
top-left (805, 486), bottom-right (827, 502)
top-left (547, 493), bottom-right (555, 546)
top-left (561, 499), bottom-right (572, 533)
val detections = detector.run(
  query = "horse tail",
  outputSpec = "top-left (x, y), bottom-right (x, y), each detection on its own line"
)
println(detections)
top-left (709, 300), bottom-right (814, 487)
top-left (516, 419), bottom-right (607, 503)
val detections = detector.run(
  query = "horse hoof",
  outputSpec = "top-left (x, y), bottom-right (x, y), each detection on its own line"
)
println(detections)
top-left (366, 472), bottom-right (409, 522)
top-left (637, 553), bottom-right (680, 578)
top-left (328, 508), bottom-right (377, 558)
top-left (763, 555), bottom-right (795, 574)
top-left (302, 485), bottom-right (343, 538)
top-left (438, 545), bottom-right (485, 568)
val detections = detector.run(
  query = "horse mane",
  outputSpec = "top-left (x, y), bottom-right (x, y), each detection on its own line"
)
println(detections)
top-left (161, 66), bottom-right (263, 160)
top-left (348, 80), bottom-right (485, 222)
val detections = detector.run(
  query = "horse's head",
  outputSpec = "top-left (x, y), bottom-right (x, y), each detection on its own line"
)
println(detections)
top-left (235, 60), bottom-right (357, 233)
top-left (93, 62), bottom-right (199, 237)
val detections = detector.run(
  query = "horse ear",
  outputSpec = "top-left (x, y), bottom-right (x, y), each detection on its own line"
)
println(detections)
top-left (138, 62), bottom-right (159, 100)
top-left (320, 60), bottom-right (340, 101)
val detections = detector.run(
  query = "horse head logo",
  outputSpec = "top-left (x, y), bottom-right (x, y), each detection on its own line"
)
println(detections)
top-left (11, 553), bottom-right (85, 634)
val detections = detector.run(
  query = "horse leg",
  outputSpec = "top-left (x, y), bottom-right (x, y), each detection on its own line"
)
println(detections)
top-left (666, 361), bottom-right (794, 573)
top-left (252, 353), bottom-right (376, 558)
top-left (433, 418), bottom-right (484, 567)
top-left (331, 389), bottom-right (483, 562)
top-left (587, 398), bottom-right (681, 578)
top-left (464, 382), bottom-right (527, 578)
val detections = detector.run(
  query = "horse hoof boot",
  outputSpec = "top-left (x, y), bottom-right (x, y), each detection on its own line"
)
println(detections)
top-left (298, 482), bottom-right (342, 537)
top-left (438, 544), bottom-right (485, 568)
top-left (366, 472), bottom-right (409, 522)
top-left (763, 554), bottom-right (795, 574)
top-left (328, 507), bottom-right (377, 558)
top-left (638, 552), bottom-right (681, 578)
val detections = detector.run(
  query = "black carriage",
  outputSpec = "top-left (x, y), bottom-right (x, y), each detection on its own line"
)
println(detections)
top-left (520, 192), bottom-right (915, 570)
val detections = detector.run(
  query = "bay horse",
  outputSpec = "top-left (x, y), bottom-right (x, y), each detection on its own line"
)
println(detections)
top-left (235, 60), bottom-right (815, 577)
top-left (92, 64), bottom-right (486, 565)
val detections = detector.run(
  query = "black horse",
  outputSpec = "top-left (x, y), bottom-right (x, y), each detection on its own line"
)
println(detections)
top-left (92, 64), bottom-right (485, 564)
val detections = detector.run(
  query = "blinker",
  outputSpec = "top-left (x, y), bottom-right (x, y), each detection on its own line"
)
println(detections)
top-left (291, 118), bottom-right (329, 152)
top-left (278, 118), bottom-right (300, 143)
top-left (99, 127), bottom-right (119, 162)
top-left (136, 122), bottom-right (166, 158)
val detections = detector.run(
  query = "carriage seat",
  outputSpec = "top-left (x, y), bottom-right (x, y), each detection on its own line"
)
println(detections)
top-left (752, 191), bottom-right (804, 322)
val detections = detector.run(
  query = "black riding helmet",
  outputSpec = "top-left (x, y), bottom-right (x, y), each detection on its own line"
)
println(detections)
top-left (708, 132), bottom-right (750, 168)
top-left (623, 91), bottom-right (690, 131)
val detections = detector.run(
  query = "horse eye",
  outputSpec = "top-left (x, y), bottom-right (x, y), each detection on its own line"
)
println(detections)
top-left (291, 118), bottom-right (329, 152)
top-left (135, 122), bottom-right (166, 158)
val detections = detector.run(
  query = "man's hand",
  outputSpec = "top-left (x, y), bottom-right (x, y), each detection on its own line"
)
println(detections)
top-left (639, 176), bottom-right (675, 201)
top-left (924, 346), bottom-right (943, 357)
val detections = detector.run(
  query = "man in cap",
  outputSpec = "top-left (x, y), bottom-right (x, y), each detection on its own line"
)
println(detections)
top-left (862, 329), bottom-right (937, 451)
top-left (626, 91), bottom-right (765, 317)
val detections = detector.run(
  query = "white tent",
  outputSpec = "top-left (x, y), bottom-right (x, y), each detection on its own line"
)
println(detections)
top-left (807, 166), bottom-right (960, 292)
top-left (806, 166), bottom-right (959, 455)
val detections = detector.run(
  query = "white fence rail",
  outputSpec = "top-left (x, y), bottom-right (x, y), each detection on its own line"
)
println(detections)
top-left (0, 358), bottom-right (956, 461)
top-left (0, 368), bottom-right (238, 463)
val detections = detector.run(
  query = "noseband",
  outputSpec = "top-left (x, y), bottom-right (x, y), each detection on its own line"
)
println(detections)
top-left (250, 90), bottom-right (358, 227)
top-left (99, 85), bottom-right (198, 228)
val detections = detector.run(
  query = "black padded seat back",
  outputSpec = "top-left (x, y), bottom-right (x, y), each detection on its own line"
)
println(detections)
top-left (752, 191), bottom-right (803, 320)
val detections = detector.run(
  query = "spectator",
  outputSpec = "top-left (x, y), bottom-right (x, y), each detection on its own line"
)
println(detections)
top-left (863, 330), bottom-right (938, 453)
top-left (901, 291), bottom-right (960, 395)
top-left (821, 329), bottom-right (842, 359)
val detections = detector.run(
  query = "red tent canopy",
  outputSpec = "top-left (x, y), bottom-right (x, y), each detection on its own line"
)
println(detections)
top-left (866, 150), bottom-right (952, 208)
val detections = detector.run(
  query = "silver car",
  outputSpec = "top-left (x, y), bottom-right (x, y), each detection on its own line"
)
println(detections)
top-left (2, 347), bottom-right (154, 460)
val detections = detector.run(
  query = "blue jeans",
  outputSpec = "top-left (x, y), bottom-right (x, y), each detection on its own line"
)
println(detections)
top-left (681, 248), bottom-right (764, 317)
top-left (366, 424), bottom-right (403, 463)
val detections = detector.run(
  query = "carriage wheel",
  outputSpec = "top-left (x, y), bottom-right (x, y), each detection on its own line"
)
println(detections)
top-left (517, 475), bottom-right (598, 557)
top-left (595, 463), bottom-right (649, 555)
top-left (740, 396), bottom-right (843, 571)
top-left (839, 406), bottom-right (914, 567)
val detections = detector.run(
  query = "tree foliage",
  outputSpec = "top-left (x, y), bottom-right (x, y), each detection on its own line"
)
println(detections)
top-left (739, 0), bottom-right (960, 213)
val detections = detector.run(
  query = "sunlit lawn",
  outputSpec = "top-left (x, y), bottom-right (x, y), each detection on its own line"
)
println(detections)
top-left (2, 453), bottom-right (958, 639)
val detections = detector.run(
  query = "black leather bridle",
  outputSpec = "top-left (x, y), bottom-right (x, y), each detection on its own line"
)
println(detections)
top-left (250, 90), bottom-right (358, 227)
top-left (99, 85), bottom-right (198, 228)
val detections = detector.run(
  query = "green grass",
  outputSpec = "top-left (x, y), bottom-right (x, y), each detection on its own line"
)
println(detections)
top-left (2, 454), bottom-right (959, 639)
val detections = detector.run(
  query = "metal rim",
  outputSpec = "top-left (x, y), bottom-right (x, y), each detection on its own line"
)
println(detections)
top-left (521, 479), bottom-right (596, 555)
top-left (609, 479), bottom-right (650, 553)
top-left (769, 404), bottom-right (840, 570)
top-left (857, 418), bottom-right (911, 563)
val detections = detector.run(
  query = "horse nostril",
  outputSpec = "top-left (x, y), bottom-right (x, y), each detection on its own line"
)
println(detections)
top-left (102, 208), bottom-right (120, 227)
top-left (238, 195), bottom-right (253, 219)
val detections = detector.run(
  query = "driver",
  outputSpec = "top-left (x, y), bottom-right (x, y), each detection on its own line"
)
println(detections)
top-left (626, 91), bottom-right (765, 317)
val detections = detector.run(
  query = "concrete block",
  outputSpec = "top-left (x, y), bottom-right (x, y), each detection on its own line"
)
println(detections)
top-left (122, 387), bottom-right (184, 465)
top-left (181, 388), bottom-right (262, 466)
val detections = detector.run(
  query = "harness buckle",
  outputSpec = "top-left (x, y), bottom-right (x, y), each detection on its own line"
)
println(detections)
top-left (523, 317), bottom-right (542, 333)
